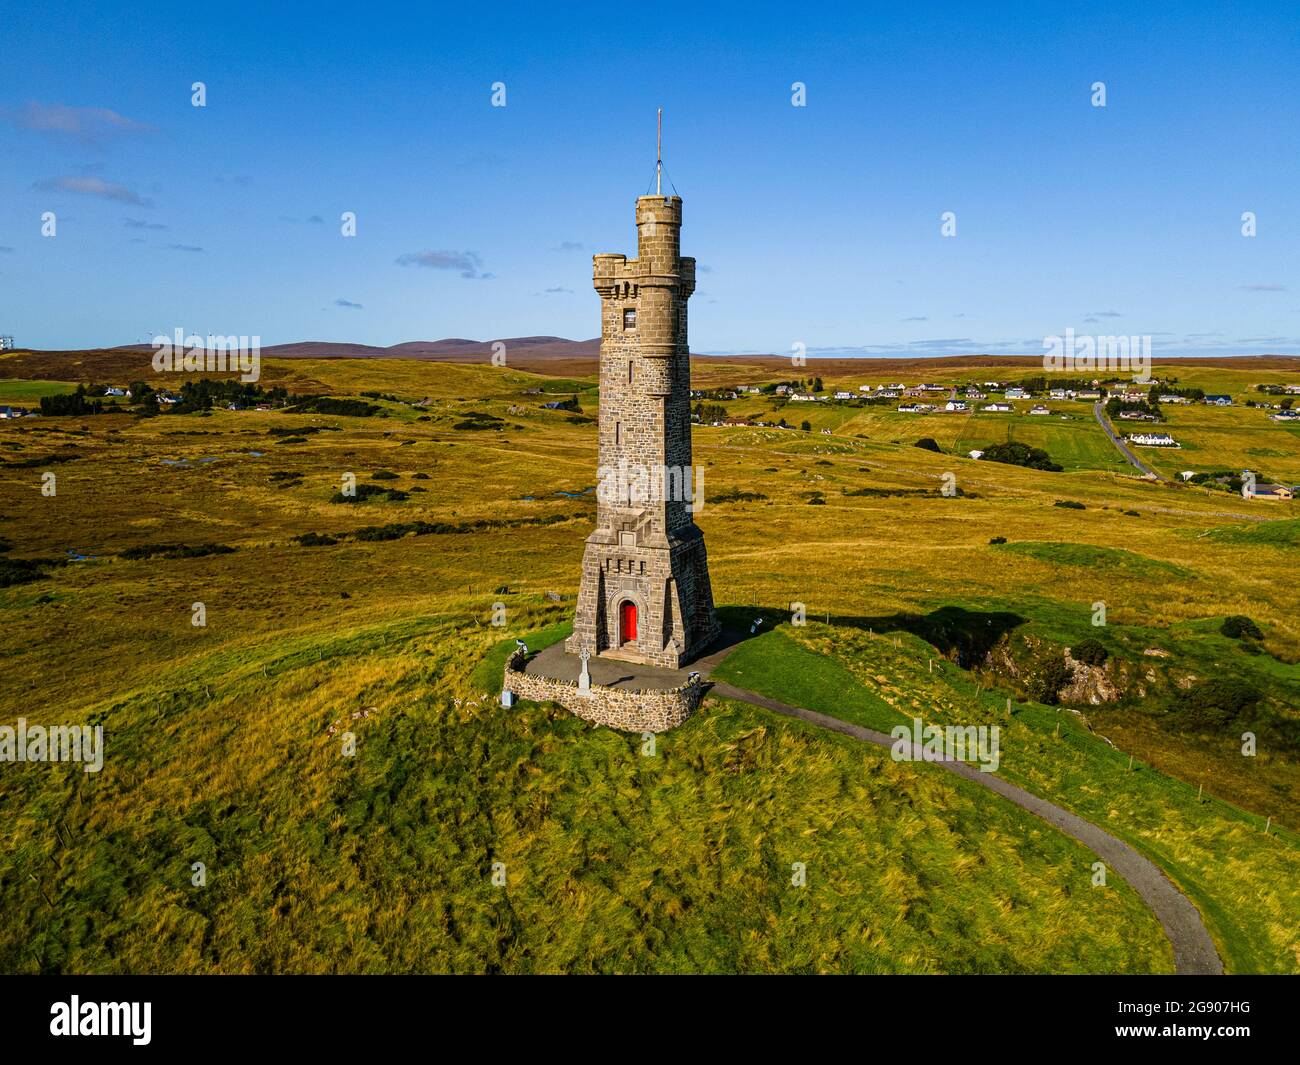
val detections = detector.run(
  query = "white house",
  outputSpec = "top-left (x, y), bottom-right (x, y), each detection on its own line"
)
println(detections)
top-left (982, 402), bottom-right (1013, 412)
top-left (944, 400), bottom-right (968, 412)
top-left (1005, 387), bottom-right (1029, 399)
top-left (833, 390), bottom-right (855, 400)
top-left (1204, 394), bottom-right (1233, 406)
top-left (1128, 431), bottom-right (1178, 447)
top-left (1028, 405), bottom-right (1051, 415)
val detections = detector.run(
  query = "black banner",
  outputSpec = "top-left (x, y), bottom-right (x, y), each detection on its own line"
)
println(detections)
top-left (1, 975), bottom-right (1290, 1052)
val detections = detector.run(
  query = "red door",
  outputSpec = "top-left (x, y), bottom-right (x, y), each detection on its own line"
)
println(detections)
top-left (619, 601), bottom-right (638, 644)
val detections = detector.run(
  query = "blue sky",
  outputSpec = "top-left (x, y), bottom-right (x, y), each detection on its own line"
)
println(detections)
top-left (1, 0), bottom-right (1297, 356)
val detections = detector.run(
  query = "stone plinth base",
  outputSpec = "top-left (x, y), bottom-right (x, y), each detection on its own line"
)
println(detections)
top-left (503, 650), bottom-right (701, 733)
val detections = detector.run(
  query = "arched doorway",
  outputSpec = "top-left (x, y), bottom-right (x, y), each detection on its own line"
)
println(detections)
top-left (618, 600), bottom-right (638, 645)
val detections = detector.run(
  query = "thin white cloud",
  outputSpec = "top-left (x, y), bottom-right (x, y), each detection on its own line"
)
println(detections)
top-left (5, 101), bottom-right (155, 141)
top-left (35, 175), bottom-right (152, 206)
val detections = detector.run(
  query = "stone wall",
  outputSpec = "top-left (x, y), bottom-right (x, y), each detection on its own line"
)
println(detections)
top-left (503, 651), bottom-right (701, 733)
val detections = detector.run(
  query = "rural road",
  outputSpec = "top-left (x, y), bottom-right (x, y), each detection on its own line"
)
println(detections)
top-left (708, 678), bottom-right (1225, 976)
top-left (1094, 401), bottom-right (1170, 481)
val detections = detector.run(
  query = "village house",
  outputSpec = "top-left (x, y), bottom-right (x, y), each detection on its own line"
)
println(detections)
top-left (1128, 431), bottom-right (1178, 447)
top-left (1158, 394), bottom-right (1188, 403)
top-left (1077, 389), bottom-right (1102, 400)
top-left (1005, 387), bottom-right (1029, 399)
top-left (944, 399), bottom-right (968, 412)
top-left (1204, 394), bottom-right (1233, 406)
top-left (1028, 405), bottom-right (1051, 415)
top-left (964, 389), bottom-right (987, 400)
top-left (981, 402), bottom-right (1013, 412)
top-left (833, 390), bottom-right (855, 400)
top-left (1249, 482), bottom-right (1294, 501)
top-left (1118, 410), bottom-right (1158, 421)
top-left (1270, 409), bottom-right (1299, 421)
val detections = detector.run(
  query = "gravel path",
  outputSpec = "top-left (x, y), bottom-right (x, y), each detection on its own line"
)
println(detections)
top-left (709, 679), bottom-right (1224, 975)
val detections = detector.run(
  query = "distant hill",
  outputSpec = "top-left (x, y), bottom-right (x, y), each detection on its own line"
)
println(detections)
top-left (252, 336), bottom-right (602, 363)
top-left (2, 338), bottom-right (1296, 382)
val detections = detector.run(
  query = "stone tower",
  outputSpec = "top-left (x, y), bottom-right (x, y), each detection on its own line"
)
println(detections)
top-left (564, 192), bottom-right (719, 669)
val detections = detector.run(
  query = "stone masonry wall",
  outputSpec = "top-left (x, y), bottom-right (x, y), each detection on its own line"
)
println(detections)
top-left (503, 651), bottom-right (701, 732)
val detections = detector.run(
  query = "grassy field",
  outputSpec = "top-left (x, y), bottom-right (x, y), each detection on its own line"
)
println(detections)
top-left (1, 352), bottom-right (1297, 973)
top-left (714, 624), bottom-right (1300, 974)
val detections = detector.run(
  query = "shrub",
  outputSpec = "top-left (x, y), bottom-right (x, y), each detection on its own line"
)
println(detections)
top-left (329, 484), bottom-right (405, 503)
top-left (294, 532), bottom-right (338, 547)
top-left (913, 437), bottom-right (941, 453)
top-left (1220, 615), bottom-right (1264, 640)
top-left (0, 557), bottom-right (52, 588)
top-left (712, 489), bottom-right (767, 504)
top-left (979, 441), bottom-right (1062, 472)
top-left (289, 397), bottom-right (380, 417)
top-left (1053, 500), bottom-right (1085, 510)
top-left (120, 543), bottom-right (234, 561)
top-left (989, 536), bottom-right (1007, 545)
top-left (1072, 638), bottom-right (1108, 667)
top-left (1029, 657), bottom-right (1074, 705)
top-left (1183, 678), bottom-right (1261, 728)
top-left (371, 470), bottom-right (399, 480)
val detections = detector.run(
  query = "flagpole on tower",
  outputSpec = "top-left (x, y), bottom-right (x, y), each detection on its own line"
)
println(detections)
top-left (656, 108), bottom-right (663, 196)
